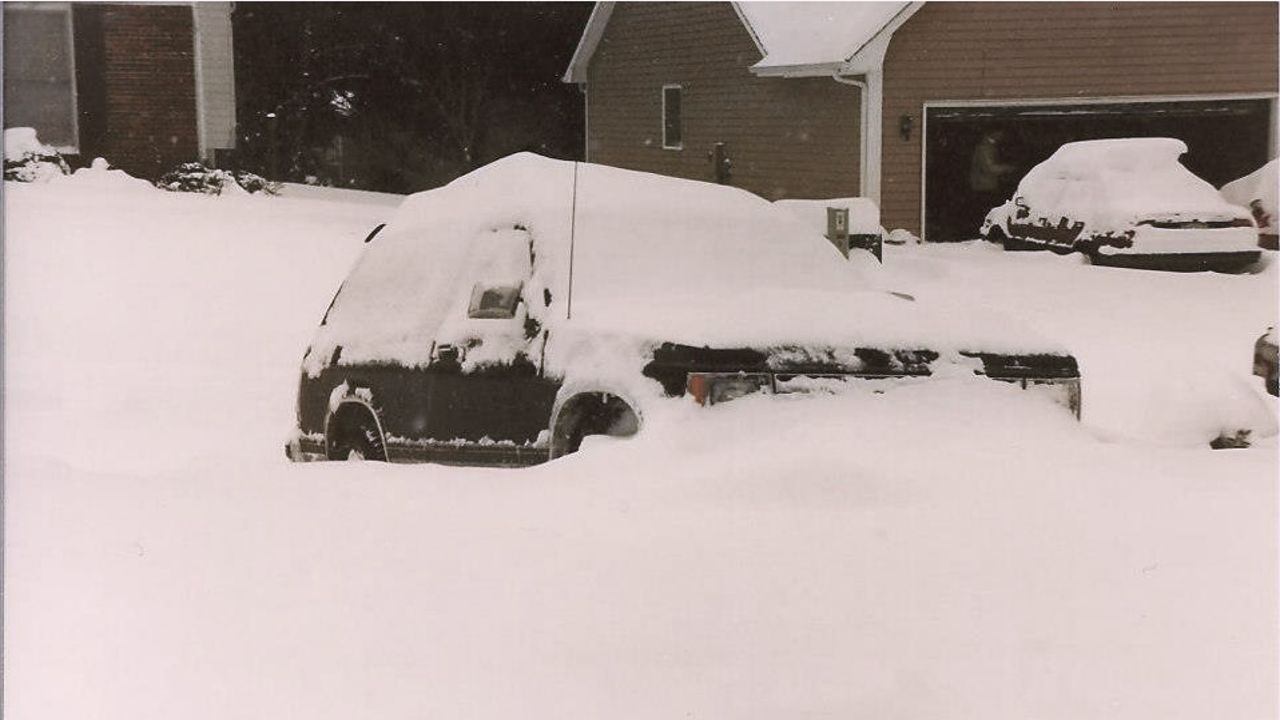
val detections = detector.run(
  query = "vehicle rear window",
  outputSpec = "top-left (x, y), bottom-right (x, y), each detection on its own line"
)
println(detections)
top-left (468, 283), bottom-right (522, 319)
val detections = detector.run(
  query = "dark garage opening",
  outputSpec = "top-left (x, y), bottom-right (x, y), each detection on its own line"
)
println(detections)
top-left (924, 99), bottom-right (1274, 242)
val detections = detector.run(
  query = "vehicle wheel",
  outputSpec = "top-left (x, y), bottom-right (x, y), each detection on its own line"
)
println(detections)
top-left (327, 404), bottom-right (387, 462)
top-left (548, 393), bottom-right (639, 460)
top-left (986, 226), bottom-right (1009, 249)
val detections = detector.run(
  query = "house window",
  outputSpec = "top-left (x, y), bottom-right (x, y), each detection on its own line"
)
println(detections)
top-left (662, 84), bottom-right (682, 150)
top-left (3, 3), bottom-right (79, 151)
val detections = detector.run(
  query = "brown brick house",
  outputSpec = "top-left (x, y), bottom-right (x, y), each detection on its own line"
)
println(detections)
top-left (3, 2), bottom-right (236, 178)
top-left (564, 2), bottom-right (1279, 240)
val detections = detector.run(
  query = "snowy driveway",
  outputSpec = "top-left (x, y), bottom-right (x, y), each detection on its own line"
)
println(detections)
top-left (4, 176), bottom-right (1276, 719)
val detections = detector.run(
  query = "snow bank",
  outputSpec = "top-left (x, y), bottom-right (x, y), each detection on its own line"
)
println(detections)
top-left (1221, 158), bottom-right (1278, 233)
top-left (3, 171), bottom-right (1276, 720)
top-left (992, 138), bottom-right (1252, 236)
top-left (3, 127), bottom-right (69, 182)
top-left (306, 153), bottom-right (1062, 384)
top-left (774, 196), bottom-right (883, 235)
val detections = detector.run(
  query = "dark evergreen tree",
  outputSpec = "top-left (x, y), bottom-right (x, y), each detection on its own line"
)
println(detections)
top-left (232, 2), bottom-right (592, 193)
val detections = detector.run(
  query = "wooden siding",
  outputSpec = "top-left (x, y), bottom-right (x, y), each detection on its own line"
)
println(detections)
top-left (587, 2), bottom-right (861, 201)
top-left (881, 1), bottom-right (1280, 235)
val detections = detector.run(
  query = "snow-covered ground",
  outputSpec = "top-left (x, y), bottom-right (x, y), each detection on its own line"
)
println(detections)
top-left (4, 169), bottom-right (1277, 719)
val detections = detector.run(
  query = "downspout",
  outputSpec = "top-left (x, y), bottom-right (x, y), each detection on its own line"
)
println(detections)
top-left (833, 69), bottom-right (883, 207)
top-left (831, 73), bottom-right (867, 199)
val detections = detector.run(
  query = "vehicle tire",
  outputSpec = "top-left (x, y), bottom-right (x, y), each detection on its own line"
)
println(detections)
top-left (986, 226), bottom-right (1009, 249)
top-left (548, 393), bottom-right (639, 460)
top-left (327, 405), bottom-right (387, 462)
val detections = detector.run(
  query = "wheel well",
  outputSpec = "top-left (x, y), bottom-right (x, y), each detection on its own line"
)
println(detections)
top-left (549, 392), bottom-right (639, 459)
top-left (326, 401), bottom-right (386, 461)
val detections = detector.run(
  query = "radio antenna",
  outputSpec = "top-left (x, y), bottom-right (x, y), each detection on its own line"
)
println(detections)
top-left (566, 160), bottom-right (579, 320)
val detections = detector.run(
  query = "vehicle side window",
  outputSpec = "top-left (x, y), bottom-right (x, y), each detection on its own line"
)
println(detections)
top-left (467, 283), bottom-right (522, 319)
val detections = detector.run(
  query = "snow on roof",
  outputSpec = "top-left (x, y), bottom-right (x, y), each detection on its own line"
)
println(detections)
top-left (306, 153), bottom-right (1060, 377)
top-left (1043, 137), bottom-right (1188, 173)
top-left (736, 2), bottom-right (910, 74)
top-left (563, 1), bottom-right (915, 83)
top-left (1006, 138), bottom-right (1251, 232)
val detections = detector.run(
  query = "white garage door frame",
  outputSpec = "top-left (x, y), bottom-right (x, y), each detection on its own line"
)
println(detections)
top-left (918, 92), bottom-right (1279, 242)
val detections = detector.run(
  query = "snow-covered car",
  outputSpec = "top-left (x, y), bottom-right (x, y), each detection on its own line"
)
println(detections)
top-left (286, 153), bottom-right (1080, 466)
top-left (1255, 327), bottom-right (1278, 397)
top-left (1220, 158), bottom-right (1277, 250)
top-left (981, 138), bottom-right (1261, 271)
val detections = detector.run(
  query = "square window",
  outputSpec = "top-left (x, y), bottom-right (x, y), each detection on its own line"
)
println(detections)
top-left (3, 4), bottom-right (79, 151)
top-left (662, 85), bottom-right (682, 150)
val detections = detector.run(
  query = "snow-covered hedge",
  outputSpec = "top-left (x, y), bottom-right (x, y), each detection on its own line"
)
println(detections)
top-left (156, 162), bottom-right (279, 196)
top-left (4, 127), bottom-right (71, 183)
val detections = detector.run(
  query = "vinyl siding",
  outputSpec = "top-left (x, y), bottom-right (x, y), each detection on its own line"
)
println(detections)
top-left (587, 1), bottom-right (861, 200)
top-left (881, 1), bottom-right (1280, 234)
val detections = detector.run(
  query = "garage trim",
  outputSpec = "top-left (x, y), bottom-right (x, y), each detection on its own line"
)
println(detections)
top-left (918, 92), bottom-right (1280, 241)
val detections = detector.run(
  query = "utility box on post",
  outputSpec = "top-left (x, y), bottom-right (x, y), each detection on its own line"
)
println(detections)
top-left (826, 206), bottom-right (850, 257)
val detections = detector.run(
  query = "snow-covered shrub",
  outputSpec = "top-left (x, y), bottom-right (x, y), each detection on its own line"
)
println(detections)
top-left (885, 228), bottom-right (922, 245)
top-left (4, 127), bottom-right (71, 183)
top-left (156, 162), bottom-right (280, 195)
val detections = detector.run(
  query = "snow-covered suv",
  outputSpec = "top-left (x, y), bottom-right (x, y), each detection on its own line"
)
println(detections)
top-left (982, 138), bottom-right (1260, 271)
top-left (286, 153), bottom-right (1080, 466)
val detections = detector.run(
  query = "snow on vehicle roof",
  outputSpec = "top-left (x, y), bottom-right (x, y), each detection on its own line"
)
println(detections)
top-left (736, 2), bottom-right (908, 73)
top-left (1007, 138), bottom-right (1251, 232)
top-left (305, 153), bottom-right (1061, 377)
top-left (1220, 158), bottom-right (1277, 232)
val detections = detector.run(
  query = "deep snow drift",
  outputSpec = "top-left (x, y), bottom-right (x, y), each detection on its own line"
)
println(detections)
top-left (3, 164), bottom-right (1277, 720)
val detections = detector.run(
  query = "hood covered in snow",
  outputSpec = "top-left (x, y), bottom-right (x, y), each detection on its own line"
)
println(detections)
top-left (305, 153), bottom-right (1063, 377)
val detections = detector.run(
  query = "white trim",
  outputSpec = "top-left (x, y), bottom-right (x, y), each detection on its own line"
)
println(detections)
top-left (583, 83), bottom-right (590, 162)
top-left (62, 3), bottom-right (80, 155)
top-left (729, 2), bottom-right (767, 58)
top-left (562, 2), bottom-right (614, 84)
top-left (923, 92), bottom-right (1278, 109)
top-left (917, 93), bottom-right (1280, 242)
top-left (191, 4), bottom-right (208, 160)
top-left (661, 84), bottom-right (683, 151)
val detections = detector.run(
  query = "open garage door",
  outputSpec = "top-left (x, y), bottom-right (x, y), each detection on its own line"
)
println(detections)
top-left (924, 98), bottom-right (1274, 242)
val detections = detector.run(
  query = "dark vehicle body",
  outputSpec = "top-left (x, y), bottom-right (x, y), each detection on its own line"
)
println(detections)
top-left (291, 342), bottom-right (1079, 467)
top-left (287, 154), bottom-right (1081, 467)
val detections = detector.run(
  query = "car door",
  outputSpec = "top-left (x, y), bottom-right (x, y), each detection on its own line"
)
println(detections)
top-left (421, 234), bottom-right (559, 464)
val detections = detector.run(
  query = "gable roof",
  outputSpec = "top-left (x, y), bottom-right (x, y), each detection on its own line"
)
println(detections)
top-left (737, 2), bottom-right (911, 76)
top-left (562, 1), bottom-right (917, 83)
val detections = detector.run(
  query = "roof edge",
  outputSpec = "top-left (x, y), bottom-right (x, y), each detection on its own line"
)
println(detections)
top-left (562, 2), bottom-right (615, 84)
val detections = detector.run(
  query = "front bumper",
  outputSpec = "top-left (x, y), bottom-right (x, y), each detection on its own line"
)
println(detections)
top-left (1098, 225), bottom-right (1259, 257)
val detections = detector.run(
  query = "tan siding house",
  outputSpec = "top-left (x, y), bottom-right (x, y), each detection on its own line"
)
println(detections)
top-left (567, 1), bottom-right (1279, 241)
top-left (586, 2), bottom-right (862, 200)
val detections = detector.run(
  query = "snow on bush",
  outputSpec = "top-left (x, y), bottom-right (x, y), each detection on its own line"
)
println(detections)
top-left (156, 161), bottom-right (279, 195)
top-left (3, 127), bottom-right (70, 183)
top-left (885, 228), bottom-right (922, 245)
